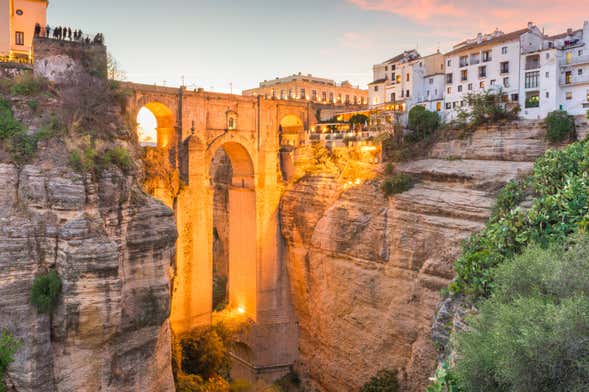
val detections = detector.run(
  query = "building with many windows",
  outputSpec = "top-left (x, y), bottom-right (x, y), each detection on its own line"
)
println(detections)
top-left (243, 72), bottom-right (368, 106)
top-left (0, 0), bottom-right (47, 61)
top-left (443, 23), bottom-right (544, 120)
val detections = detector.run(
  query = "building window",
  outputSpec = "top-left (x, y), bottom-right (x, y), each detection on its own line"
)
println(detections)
top-left (500, 61), bottom-right (509, 74)
top-left (468, 83), bottom-right (473, 91)
top-left (503, 77), bottom-right (509, 88)
top-left (426, 90), bottom-right (430, 97)
top-left (396, 74), bottom-right (401, 83)
top-left (436, 102), bottom-right (441, 111)
top-left (482, 50), bottom-right (492, 62)
top-left (453, 102), bottom-right (457, 108)
top-left (447, 87), bottom-right (452, 94)
top-left (281, 90), bottom-right (286, 99)
top-left (337, 94), bottom-right (342, 103)
top-left (446, 73), bottom-right (453, 84)
top-left (501, 46), bottom-right (508, 54)
top-left (322, 91), bottom-right (327, 101)
top-left (391, 92), bottom-right (396, 102)
top-left (312, 90), bottom-right (317, 100)
top-left (406, 73), bottom-right (410, 82)
top-left (401, 90), bottom-right (404, 98)
top-left (525, 71), bottom-right (540, 89)
top-left (406, 90), bottom-right (410, 98)
top-left (511, 93), bottom-right (519, 102)
top-left (566, 52), bottom-right (573, 65)
top-left (565, 71), bottom-right (572, 85)
top-left (460, 100), bottom-right (465, 107)
top-left (429, 78), bottom-right (433, 85)
top-left (271, 89), bottom-right (276, 99)
top-left (374, 85), bottom-right (379, 92)
top-left (480, 81), bottom-right (485, 89)
top-left (579, 69), bottom-right (584, 76)
top-left (490, 79), bottom-right (496, 85)
top-left (526, 54), bottom-right (540, 70)
top-left (586, 90), bottom-right (589, 102)
top-left (566, 91), bottom-right (573, 100)
top-left (385, 66), bottom-right (388, 71)
top-left (461, 69), bottom-right (468, 81)
top-left (329, 92), bottom-right (334, 103)
top-left (478, 66), bottom-right (487, 78)
top-left (15, 9), bottom-right (23, 15)
top-left (459, 56), bottom-right (468, 67)
top-left (446, 102), bottom-right (451, 109)
top-left (288, 89), bottom-right (294, 99)
top-left (546, 91), bottom-right (550, 98)
top-left (525, 91), bottom-right (540, 108)
top-left (392, 65), bottom-right (396, 70)
top-left (545, 71), bottom-right (550, 78)
top-left (458, 85), bottom-right (463, 92)
top-left (345, 95), bottom-right (350, 104)
top-left (447, 60), bottom-right (452, 67)
top-left (300, 88), bottom-right (306, 99)
top-left (579, 50), bottom-right (583, 56)
top-left (15, 32), bottom-right (24, 46)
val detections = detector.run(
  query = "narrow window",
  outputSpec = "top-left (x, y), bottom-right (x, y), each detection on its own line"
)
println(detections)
top-left (15, 31), bottom-right (24, 45)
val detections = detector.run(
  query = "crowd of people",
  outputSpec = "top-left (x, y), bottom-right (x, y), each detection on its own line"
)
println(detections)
top-left (34, 23), bottom-right (104, 45)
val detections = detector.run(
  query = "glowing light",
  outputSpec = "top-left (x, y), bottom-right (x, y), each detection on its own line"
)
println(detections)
top-left (237, 306), bottom-right (245, 314)
top-left (361, 145), bottom-right (378, 152)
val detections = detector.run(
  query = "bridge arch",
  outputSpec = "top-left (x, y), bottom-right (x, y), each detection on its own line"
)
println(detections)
top-left (279, 114), bottom-right (305, 147)
top-left (136, 101), bottom-right (176, 148)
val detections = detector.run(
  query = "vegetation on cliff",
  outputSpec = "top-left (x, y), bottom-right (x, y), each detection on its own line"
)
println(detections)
top-left (0, 331), bottom-right (21, 392)
top-left (430, 136), bottom-right (589, 390)
top-left (30, 270), bottom-right (62, 314)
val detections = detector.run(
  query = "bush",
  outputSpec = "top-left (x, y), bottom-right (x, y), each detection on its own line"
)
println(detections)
top-left (450, 139), bottom-right (589, 297)
top-left (426, 361), bottom-right (462, 392)
top-left (384, 163), bottom-right (395, 176)
top-left (0, 331), bottom-right (22, 392)
top-left (453, 238), bottom-right (589, 392)
top-left (30, 271), bottom-right (62, 313)
top-left (10, 73), bottom-right (47, 96)
top-left (407, 106), bottom-right (440, 142)
top-left (8, 132), bottom-right (37, 165)
top-left (27, 99), bottom-right (39, 113)
top-left (360, 369), bottom-right (400, 392)
top-left (104, 146), bottom-right (133, 173)
top-left (70, 145), bottom-right (133, 175)
top-left (382, 173), bottom-right (413, 197)
top-left (545, 110), bottom-right (575, 142)
top-left (0, 99), bottom-right (25, 140)
top-left (455, 90), bottom-right (519, 130)
top-left (180, 324), bottom-right (232, 380)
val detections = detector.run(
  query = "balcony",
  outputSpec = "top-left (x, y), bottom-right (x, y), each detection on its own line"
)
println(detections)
top-left (561, 74), bottom-right (589, 86)
top-left (560, 54), bottom-right (589, 67)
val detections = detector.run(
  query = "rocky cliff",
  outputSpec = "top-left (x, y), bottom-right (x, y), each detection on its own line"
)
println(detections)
top-left (280, 122), bottom-right (554, 391)
top-left (0, 49), bottom-right (177, 391)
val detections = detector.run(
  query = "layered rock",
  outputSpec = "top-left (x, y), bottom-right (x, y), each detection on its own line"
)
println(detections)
top-left (280, 122), bottom-right (551, 391)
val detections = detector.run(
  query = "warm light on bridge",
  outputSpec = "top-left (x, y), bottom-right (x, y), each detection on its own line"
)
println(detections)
top-left (237, 306), bottom-right (246, 314)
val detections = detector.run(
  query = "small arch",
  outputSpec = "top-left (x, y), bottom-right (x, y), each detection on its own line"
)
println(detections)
top-left (227, 110), bottom-right (238, 130)
top-left (280, 114), bottom-right (305, 147)
top-left (136, 101), bottom-right (175, 148)
top-left (209, 141), bottom-right (255, 189)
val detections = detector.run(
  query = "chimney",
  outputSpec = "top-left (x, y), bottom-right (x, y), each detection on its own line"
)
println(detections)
top-left (568, 28), bottom-right (573, 35)
top-left (528, 21), bottom-right (534, 28)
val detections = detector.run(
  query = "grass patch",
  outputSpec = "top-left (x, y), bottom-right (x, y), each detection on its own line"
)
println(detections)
top-left (10, 73), bottom-right (48, 96)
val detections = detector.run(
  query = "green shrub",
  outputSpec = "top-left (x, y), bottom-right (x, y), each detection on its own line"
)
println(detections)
top-left (360, 369), bottom-right (400, 392)
top-left (384, 162), bottom-right (395, 176)
top-left (10, 74), bottom-right (47, 96)
top-left (27, 99), bottom-right (39, 113)
top-left (453, 239), bottom-right (589, 392)
top-left (0, 331), bottom-right (21, 392)
top-left (426, 361), bottom-right (462, 392)
top-left (407, 106), bottom-right (440, 142)
top-left (382, 173), bottom-right (413, 197)
top-left (545, 110), bottom-right (575, 142)
top-left (455, 90), bottom-right (519, 130)
top-left (0, 99), bottom-right (25, 140)
top-left (450, 139), bottom-right (589, 297)
top-left (180, 324), bottom-right (232, 380)
top-left (30, 271), bottom-right (62, 313)
top-left (8, 132), bottom-right (37, 165)
top-left (104, 146), bottom-right (133, 173)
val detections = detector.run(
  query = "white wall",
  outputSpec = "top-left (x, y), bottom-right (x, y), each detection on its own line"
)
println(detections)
top-left (443, 39), bottom-right (521, 120)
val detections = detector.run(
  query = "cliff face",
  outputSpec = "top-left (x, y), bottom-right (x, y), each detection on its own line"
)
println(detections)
top-left (280, 122), bottom-right (552, 391)
top-left (0, 46), bottom-right (177, 391)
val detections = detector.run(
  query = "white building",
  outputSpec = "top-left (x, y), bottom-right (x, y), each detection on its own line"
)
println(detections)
top-left (443, 24), bottom-right (544, 120)
top-left (411, 52), bottom-right (445, 113)
top-left (368, 49), bottom-right (420, 109)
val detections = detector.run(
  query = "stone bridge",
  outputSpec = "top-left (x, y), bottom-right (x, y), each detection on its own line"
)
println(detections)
top-left (123, 83), bottom-right (314, 382)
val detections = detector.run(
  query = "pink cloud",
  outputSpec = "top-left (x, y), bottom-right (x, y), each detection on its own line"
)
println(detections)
top-left (348, 0), bottom-right (589, 42)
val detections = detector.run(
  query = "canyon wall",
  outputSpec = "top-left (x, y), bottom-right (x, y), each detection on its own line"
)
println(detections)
top-left (280, 122), bottom-right (554, 391)
top-left (0, 42), bottom-right (177, 391)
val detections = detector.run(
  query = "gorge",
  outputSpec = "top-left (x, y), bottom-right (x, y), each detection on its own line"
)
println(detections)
top-left (1, 38), bottom-right (586, 392)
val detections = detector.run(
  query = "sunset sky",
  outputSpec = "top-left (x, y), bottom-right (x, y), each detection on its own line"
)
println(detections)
top-left (48, 1), bottom-right (589, 93)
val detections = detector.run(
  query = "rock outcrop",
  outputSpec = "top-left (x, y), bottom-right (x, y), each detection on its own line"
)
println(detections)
top-left (280, 122), bottom-right (552, 391)
top-left (0, 46), bottom-right (177, 391)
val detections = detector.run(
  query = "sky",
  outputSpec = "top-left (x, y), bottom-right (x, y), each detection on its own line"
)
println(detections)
top-left (47, 0), bottom-right (589, 94)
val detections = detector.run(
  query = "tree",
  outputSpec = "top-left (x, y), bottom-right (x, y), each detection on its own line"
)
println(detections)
top-left (349, 114), bottom-right (369, 131)
top-left (107, 52), bottom-right (126, 81)
top-left (545, 110), bottom-right (575, 142)
top-left (454, 238), bottom-right (589, 392)
top-left (30, 270), bottom-right (62, 314)
top-left (407, 106), bottom-right (440, 142)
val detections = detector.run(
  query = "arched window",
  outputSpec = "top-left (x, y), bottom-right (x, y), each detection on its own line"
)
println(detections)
top-left (227, 111), bottom-right (238, 130)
